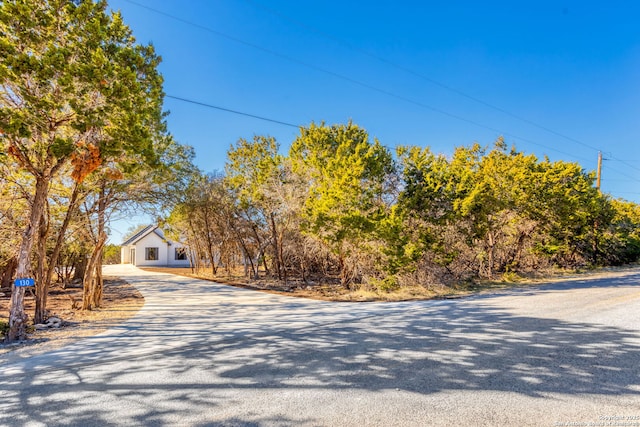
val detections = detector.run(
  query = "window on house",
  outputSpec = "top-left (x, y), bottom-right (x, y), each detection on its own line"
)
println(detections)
top-left (175, 247), bottom-right (187, 260)
top-left (145, 247), bottom-right (159, 261)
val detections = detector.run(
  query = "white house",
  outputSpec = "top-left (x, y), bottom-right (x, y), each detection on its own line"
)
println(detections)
top-left (120, 225), bottom-right (191, 267)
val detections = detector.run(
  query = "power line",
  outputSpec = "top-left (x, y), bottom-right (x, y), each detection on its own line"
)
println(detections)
top-left (167, 94), bottom-right (400, 154)
top-left (241, 0), bottom-right (604, 155)
top-left (601, 178), bottom-right (640, 182)
top-left (123, 2), bottom-right (640, 191)
top-left (595, 163), bottom-right (640, 185)
top-left (244, 1), bottom-right (640, 184)
top-left (166, 95), bottom-right (299, 128)
top-left (122, 0), bottom-right (591, 163)
top-left (608, 156), bottom-right (640, 175)
top-left (169, 93), bottom-right (640, 189)
top-left (597, 151), bottom-right (640, 175)
top-left (247, 3), bottom-right (640, 182)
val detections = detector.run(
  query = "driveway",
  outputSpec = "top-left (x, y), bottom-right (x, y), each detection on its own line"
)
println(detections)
top-left (1, 265), bottom-right (639, 426)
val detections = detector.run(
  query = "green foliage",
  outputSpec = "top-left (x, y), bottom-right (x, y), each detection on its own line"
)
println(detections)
top-left (103, 244), bottom-right (120, 264)
top-left (396, 138), bottom-right (635, 281)
top-left (0, 320), bottom-right (9, 339)
top-left (168, 172), bottom-right (238, 276)
top-left (0, 0), bottom-right (192, 339)
top-left (501, 271), bottom-right (521, 283)
top-left (225, 135), bottom-right (282, 208)
top-left (224, 136), bottom-right (291, 279)
top-left (367, 275), bottom-right (400, 292)
top-left (290, 121), bottom-right (395, 284)
top-left (0, 0), bottom-right (165, 174)
top-left (596, 199), bottom-right (640, 265)
top-left (170, 122), bottom-right (640, 291)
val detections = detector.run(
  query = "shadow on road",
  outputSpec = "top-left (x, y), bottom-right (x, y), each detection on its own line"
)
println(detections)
top-left (1, 268), bottom-right (639, 426)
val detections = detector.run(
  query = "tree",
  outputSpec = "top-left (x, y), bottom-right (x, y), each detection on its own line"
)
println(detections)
top-left (0, 160), bottom-right (26, 290)
top-left (168, 172), bottom-right (233, 277)
top-left (225, 136), bottom-right (290, 280)
top-left (0, 0), bottom-right (167, 341)
top-left (289, 122), bottom-right (395, 286)
top-left (396, 139), bottom-right (618, 283)
top-left (78, 134), bottom-right (195, 311)
top-left (527, 157), bottom-right (605, 267)
top-left (103, 245), bottom-right (120, 265)
top-left (449, 140), bottom-right (542, 277)
top-left (600, 199), bottom-right (640, 265)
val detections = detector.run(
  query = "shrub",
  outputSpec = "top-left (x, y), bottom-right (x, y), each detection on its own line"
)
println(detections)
top-left (367, 275), bottom-right (400, 292)
top-left (0, 320), bottom-right (9, 339)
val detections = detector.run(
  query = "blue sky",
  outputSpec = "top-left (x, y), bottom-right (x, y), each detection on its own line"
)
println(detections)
top-left (105, 0), bottom-right (640, 242)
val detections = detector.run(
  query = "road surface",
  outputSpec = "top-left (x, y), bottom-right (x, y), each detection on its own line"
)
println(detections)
top-left (1, 265), bottom-right (639, 426)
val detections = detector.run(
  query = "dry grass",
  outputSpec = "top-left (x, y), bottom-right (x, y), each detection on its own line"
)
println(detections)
top-left (142, 264), bottom-right (640, 302)
top-left (140, 267), bottom-right (467, 302)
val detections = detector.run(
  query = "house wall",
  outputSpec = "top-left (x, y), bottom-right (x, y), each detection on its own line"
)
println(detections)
top-left (121, 246), bottom-right (131, 264)
top-left (133, 232), bottom-right (168, 267)
top-left (119, 226), bottom-right (192, 267)
top-left (120, 236), bottom-right (191, 267)
top-left (166, 242), bottom-right (191, 267)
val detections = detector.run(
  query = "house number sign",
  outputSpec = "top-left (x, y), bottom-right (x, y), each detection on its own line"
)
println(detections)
top-left (14, 278), bottom-right (35, 287)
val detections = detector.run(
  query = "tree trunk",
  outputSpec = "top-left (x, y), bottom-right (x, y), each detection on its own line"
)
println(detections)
top-left (230, 223), bottom-right (257, 279)
top-left (591, 220), bottom-right (601, 265)
top-left (256, 248), bottom-right (265, 280)
top-left (82, 233), bottom-right (106, 310)
top-left (339, 256), bottom-right (351, 289)
top-left (6, 175), bottom-right (50, 342)
top-left (44, 183), bottom-right (81, 292)
top-left (82, 182), bottom-right (108, 310)
top-left (0, 257), bottom-right (17, 290)
top-left (486, 230), bottom-right (496, 279)
top-left (185, 233), bottom-right (197, 273)
top-left (34, 209), bottom-right (50, 324)
top-left (278, 225), bottom-right (286, 284)
top-left (505, 225), bottom-right (534, 271)
top-left (73, 255), bottom-right (87, 282)
top-left (270, 213), bottom-right (282, 280)
top-left (253, 227), bottom-right (269, 277)
top-left (202, 211), bottom-right (218, 276)
top-left (187, 216), bottom-right (205, 274)
top-left (206, 233), bottom-right (218, 276)
top-left (91, 248), bottom-right (104, 307)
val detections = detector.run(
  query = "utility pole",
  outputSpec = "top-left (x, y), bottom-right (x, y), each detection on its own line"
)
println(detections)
top-left (596, 151), bottom-right (603, 192)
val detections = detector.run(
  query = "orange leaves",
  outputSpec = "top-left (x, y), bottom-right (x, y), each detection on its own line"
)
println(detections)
top-left (70, 142), bottom-right (124, 183)
top-left (7, 144), bottom-right (20, 159)
top-left (105, 167), bottom-right (123, 180)
top-left (6, 144), bottom-right (28, 167)
top-left (70, 141), bottom-right (102, 183)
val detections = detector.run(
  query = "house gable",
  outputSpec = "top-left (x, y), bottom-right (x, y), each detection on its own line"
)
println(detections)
top-left (120, 225), bottom-right (190, 267)
top-left (121, 225), bottom-right (160, 246)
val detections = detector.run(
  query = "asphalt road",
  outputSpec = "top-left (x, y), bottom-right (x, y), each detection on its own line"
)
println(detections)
top-left (1, 265), bottom-right (640, 426)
